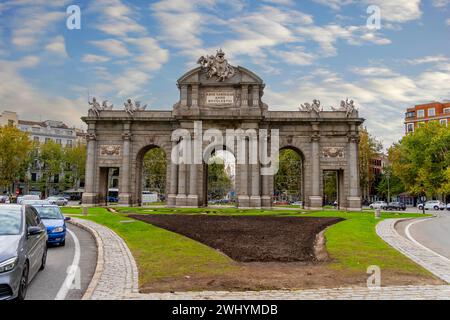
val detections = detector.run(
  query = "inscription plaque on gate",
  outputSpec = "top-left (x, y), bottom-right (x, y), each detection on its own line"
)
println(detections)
top-left (206, 91), bottom-right (234, 105)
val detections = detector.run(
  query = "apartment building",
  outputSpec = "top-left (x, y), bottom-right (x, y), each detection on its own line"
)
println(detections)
top-left (405, 101), bottom-right (450, 134)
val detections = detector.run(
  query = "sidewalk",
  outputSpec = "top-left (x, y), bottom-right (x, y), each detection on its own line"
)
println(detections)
top-left (72, 217), bottom-right (450, 300)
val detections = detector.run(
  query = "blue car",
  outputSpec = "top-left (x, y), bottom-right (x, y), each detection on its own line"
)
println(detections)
top-left (31, 205), bottom-right (70, 246)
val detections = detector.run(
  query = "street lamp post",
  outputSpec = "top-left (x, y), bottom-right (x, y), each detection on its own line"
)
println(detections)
top-left (386, 171), bottom-right (391, 204)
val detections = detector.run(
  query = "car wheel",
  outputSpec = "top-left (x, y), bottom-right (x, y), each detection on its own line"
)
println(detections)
top-left (16, 262), bottom-right (29, 300)
top-left (39, 247), bottom-right (47, 271)
top-left (434, 206), bottom-right (439, 210)
top-left (60, 240), bottom-right (66, 247)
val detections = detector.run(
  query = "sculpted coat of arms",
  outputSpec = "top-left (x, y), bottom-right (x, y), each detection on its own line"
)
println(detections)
top-left (197, 49), bottom-right (235, 82)
top-left (100, 145), bottom-right (121, 156)
top-left (322, 147), bottom-right (345, 159)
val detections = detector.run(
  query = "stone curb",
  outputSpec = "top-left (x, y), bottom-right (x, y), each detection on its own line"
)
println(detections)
top-left (376, 217), bottom-right (450, 284)
top-left (67, 218), bottom-right (104, 300)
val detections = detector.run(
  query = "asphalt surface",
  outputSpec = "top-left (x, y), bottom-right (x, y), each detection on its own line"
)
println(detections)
top-left (401, 212), bottom-right (450, 260)
top-left (26, 223), bottom-right (97, 300)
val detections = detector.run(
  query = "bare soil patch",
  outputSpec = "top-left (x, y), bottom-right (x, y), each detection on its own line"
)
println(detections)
top-left (129, 214), bottom-right (343, 262)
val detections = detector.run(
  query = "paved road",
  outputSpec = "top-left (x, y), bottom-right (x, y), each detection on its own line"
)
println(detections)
top-left (397, 212), bottom-right (450, 260)
top-left (26, 223), bottom-right (97, 300)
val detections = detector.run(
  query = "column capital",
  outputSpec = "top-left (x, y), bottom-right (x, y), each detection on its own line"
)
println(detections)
top-left (86, 132), bottom-right (97, 141)
top-left (310, 133), bottom-right (321, 142)
top-left (122, 132), bottom-right (132, 141)
top-left (348, 134), bottom-right (360, 143)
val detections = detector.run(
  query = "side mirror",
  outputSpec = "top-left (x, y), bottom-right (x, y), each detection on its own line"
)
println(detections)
top-left (28, 226), bottom-right (43, 236)
top-left (64, 216), bottom-right (71, 221)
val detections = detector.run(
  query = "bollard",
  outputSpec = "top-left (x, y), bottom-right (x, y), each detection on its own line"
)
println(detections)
top-left (82, 206), bottom-right (88, 216)
top-left (375, 208), bottom-right (381, 219)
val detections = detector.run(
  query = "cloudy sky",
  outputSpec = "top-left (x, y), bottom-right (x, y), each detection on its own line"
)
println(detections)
top-left (0, 0), bottom-right (449, 146)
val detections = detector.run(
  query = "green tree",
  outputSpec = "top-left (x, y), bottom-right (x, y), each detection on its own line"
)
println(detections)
top-left (359, 127), bottom-right (383, 200)
top-left (0, 125), bottom-right (34, 192)
top-left (39, 140), bottom-right (64, 197)
top-left (64, 143), bottom-right (87, 190)
top-left (142, 148), bottom-right (166, 194)
top-left (274, 149), bottom-right (302, 200)
top-left (207, 156), bottom-right (232, 200)
top-left (375, 166), bottom-right (405, 200)
top-left (389, 122), bottom-right (450, 198)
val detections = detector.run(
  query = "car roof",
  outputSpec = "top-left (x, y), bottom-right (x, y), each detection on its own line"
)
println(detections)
top-left (32, 204), bottom-right (60, 208)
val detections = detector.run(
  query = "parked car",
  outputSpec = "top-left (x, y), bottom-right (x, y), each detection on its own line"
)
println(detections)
top-left (21, 200), bottom-right (50, 206)
top-left (369, 201), bottom-right (387, 209)
top-left (0, 204), bottom-right (48, 300)
top-left (0, 195), bottom-right (10, 204)
top-left (383, 202), bottom-right (407, 211)
top-left (107, 196), bottom-right (119, 203)
top-left (45, 196), bottom-right (68, 206)
top-left (418, 200), bottom-right (446, 211)
top-left (447, 203), bottom-right (450, 211)
top-left (17, 195), bottom-right (40, 205)
top-left (32, 205), bottom-right (70, 246)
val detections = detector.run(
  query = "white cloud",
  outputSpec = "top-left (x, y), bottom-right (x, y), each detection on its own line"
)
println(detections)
top-left (271, 47), bottom-right (316, 65)
top-left (90, 39), bottom-right (131, 57)
top-left (432, 0), bottom-right (450, 7)
top-left (82, 54), bottom-right (111, 63)
top-left (45, 36), bottom-right (68, 58)
top-left (447, 18), bottom-right (450, 26)
top-left (406, 55), bottom-right (449, 65)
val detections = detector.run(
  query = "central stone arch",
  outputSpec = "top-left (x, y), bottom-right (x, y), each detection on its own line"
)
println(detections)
top-left (82, 51), bottom-right (364, 210)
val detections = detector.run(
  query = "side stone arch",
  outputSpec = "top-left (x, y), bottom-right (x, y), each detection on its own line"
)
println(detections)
top-left (130, 135), bottom-right (172, 206)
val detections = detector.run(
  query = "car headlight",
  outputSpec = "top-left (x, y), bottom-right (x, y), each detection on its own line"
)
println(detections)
top-left (52, 227), bottom-right (64, 233)
top-left (0, 257), bottom-right (18, 273)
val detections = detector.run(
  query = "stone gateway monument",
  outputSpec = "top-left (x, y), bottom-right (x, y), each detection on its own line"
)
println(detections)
top-left (82, 50), bottom-right (364, 210)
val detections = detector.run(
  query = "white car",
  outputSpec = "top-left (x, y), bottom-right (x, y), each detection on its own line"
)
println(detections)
top-left (446, 203), bottom-right (450, 211)
top-left (46, 196), bottom-right (68, 206)
top-left (369, 201), bottom-right (387, 209)
top-left (418, 200), bottom-right (446, 211)
top-left (17, 194), bottom-right (40, 204)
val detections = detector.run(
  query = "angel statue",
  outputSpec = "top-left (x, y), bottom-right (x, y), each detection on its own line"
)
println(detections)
top-left (299, 102), bottom-right (312, 112)
top-left (135, 101), bottom-right (148, 111)
top-left (124, 98), bottom-right (135, 116)
top-left (88, 97), bottom-right (101, 117)
top-left (101, 100), bottom-right (114, 110)
top-left (299, 99), bottom-right (322, 116)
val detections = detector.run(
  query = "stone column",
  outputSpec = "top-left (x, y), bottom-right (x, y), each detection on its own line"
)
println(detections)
top-left (191, 84), bottom-right (199, 109)
top-left (241, 85), bottom-right (249, 108)
top-left (167, 140), bottom-right (178, 207)
top-left (180, 85), bottom-right (188, 106)
top-left (309, 123), bottom-right (323, 210)
top-left (176, 137), bottom-right (187, 206)
top-left (82, 124), bottom-right (97, 206)
top-left (347, 131), bottom-right (362, 211)
top-left (237, 135), bottom-right (250, 208)
top-left (250, 161), bottom-right (261, 207)
top-left (119, 122), bottom-right (132, 205)
top-left (251, 85), bottom-right (259, 107)
top-left (187, 132), bottom-right (199, 207)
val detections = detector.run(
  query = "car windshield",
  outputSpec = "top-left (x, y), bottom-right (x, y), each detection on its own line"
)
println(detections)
top-left (34, 206), bottom-right (63, 220)
top-left (0, 208), bottom-right (22, 235)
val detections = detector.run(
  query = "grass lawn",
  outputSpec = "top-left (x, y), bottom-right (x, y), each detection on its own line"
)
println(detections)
top-left (62, 206), bottom-right (436, 290)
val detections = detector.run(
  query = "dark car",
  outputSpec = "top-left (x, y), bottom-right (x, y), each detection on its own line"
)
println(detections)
top-left (32, 205), bottom-right (70, 246)
top-left (383, 202), bottom-right (407, 211)
top-left (0, 205), bottom-right (48, 300)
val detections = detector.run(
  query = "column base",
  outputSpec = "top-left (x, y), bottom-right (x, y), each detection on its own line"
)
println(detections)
top-left (347, 196), bottom-right (362, 211)
top-left (82, 193), bottom-right (97, 206)
top-left (250, 196), bottom-right (261, 208)
top-left (261, 195), bottom-right (272, 209)
top-left (308, 196), bottom-right (323, 210)
top-left (186, 195), bottom-right (199, 207)
top-left (237, 195), bottom-right (250, 208)
top-left (119, 193), bottom-right (132, 205)
top-left (176, 194), bottom-right (187, 207)
top-left (167, 194), bottom-right (177, 207)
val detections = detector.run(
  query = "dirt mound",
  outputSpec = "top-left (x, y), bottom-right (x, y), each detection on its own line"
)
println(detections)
top-left (130, 214), bottom-right (343, 262)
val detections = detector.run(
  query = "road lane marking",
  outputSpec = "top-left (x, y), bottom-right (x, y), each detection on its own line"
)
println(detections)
top-left (405, 218), bottom-right (450, 263)
top-left (55, 228), bottom-right (80, 300)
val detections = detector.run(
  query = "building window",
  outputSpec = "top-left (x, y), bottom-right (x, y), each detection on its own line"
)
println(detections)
top-left (66, 140), bottom-right (73, 148)
top-left (417, 109), bottom-right (425, 118)
top-left (56, 139), bottom-right (62, 145)
top-left (407, 123), bottom-right (414, 132)
top-left (444, 108), bottom-right (450, 114)
top-left (31, 173), bottom-right (37, 182)
top-left (45, 138), bottom-right (51, 143)
top-left (428, 108), bottom-right (435, 117)
top-left (440, 119), bottom-right (448, 127)
top-left (406, 111), bottom-right (415, 118)
top-left (33, 136), bottom-right (40, 143)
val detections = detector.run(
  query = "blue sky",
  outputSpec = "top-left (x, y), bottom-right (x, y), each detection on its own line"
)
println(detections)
top-left (0, 0), bottom-right (449, 146)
